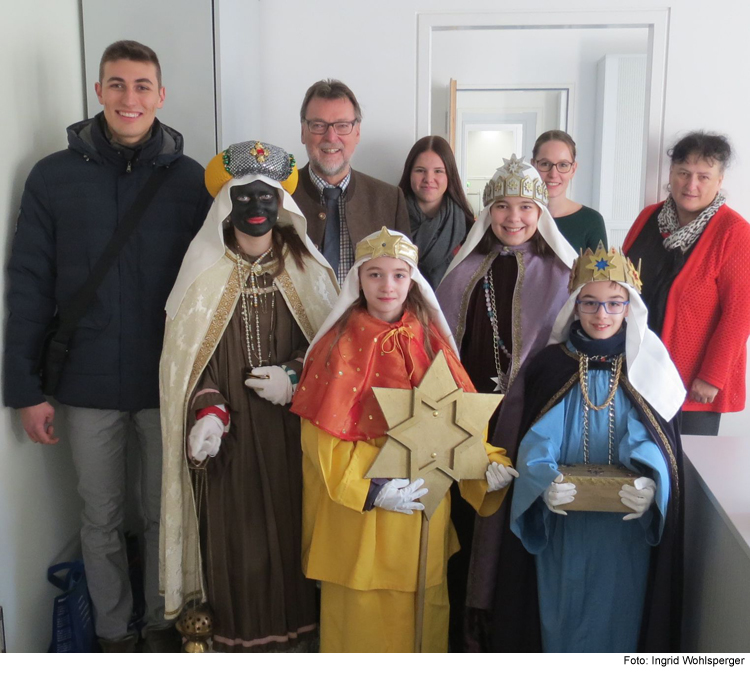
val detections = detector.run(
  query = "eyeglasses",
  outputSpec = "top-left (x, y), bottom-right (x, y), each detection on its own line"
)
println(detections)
top-left (535, 160), bottom-right (574, 174)
top-left (576, 300), bottom-right (630, 315)
top-left (304, 119), bottom-right (359, 135)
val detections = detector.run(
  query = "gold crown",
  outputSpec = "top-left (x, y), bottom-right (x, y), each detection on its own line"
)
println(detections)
top-left (483, 154), bottom-right (548, 207)
top-left (355, 227), bottom-right (419, 264)
top-left (569, 242), bottom-right (642, 293)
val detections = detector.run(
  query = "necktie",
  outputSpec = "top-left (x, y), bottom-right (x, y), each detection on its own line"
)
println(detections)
top-left (322, 186), bottom-right (343, 276)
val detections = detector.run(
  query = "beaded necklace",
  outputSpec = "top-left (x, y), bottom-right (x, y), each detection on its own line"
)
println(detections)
top-left (236, 247), bottom-right (276, 378)
top-left (483, 269), bottom-right (512, 393)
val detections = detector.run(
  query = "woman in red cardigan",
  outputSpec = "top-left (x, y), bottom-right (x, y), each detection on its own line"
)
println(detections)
top-left (623, 131), bottom-right (750, 435)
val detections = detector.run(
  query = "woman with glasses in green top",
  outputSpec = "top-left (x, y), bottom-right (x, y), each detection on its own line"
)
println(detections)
top-left (532, 130), bottom-right (608, 253)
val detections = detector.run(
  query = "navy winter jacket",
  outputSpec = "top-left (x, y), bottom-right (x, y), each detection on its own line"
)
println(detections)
top-left (3, 114), bottom-right (212, 410)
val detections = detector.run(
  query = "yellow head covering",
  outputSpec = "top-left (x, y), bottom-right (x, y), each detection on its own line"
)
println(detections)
top-left (204, 140), bottom-right (298, 198)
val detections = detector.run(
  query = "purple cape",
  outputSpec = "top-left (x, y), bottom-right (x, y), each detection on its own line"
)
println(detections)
top-left (437, 239), bottom-right (571, 641)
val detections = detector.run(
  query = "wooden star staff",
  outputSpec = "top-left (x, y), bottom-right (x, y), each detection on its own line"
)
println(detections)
top-left (366, 351), bottom-right (502, 652)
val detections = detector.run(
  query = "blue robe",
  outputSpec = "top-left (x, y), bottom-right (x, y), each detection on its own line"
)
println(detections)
top-left (510, 349), bottom-right (670, 653)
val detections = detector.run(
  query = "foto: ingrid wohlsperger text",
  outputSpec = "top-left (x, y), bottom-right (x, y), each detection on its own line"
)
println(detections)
top-left (623, 655), bottom-right (745, 667)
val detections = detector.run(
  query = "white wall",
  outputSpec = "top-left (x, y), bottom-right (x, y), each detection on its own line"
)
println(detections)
top-left (0, 0), bottom-right (85, 653)
top-left (215, 0), bottom-right (262, 149)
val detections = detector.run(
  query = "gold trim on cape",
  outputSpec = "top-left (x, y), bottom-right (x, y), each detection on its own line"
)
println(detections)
top-left (533, 373), bottom-right (580, 425)
top-left (507, 250), bottom-right (526, 391)
top-left (276, 269), bottom-right (314, 341)
top-left (163, 588), bottom-right (205, 619)
top-left (188, 263), bottom-right (240, 394)
top-left (621, 375), bottom-right (680, 501)
top-left (455, 253), bottom-right (497, 348)
top-left (561, 344), bottom-right (578, 360)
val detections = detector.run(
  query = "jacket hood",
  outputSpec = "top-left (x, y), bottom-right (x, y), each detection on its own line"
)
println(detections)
top-left (66, 113), bottom-right (184, 167)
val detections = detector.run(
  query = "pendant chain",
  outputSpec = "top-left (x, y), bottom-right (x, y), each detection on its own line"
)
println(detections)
top-left (483, 269), bottom-right (512, 393)
top-left (580, 353), bottom-right (622, 465)
top-left (237, 247), bottom-right (276, 370)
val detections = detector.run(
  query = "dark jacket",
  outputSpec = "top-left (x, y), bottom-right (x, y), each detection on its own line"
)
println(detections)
top-left (3, 114), bottom-right (212, 411)
top-left (292, 163), bottom-right (411, 249)
top-left (469, 344), bottom-right (683, 653)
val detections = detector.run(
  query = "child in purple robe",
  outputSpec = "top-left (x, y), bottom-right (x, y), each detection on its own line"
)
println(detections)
top-left (436, 154), bottom-right (576, 651)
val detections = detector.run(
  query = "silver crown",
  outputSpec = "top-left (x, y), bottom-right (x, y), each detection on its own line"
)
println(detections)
top-left (482, 154), bottom-right (548, 207)
top-left (223, 141), bottom-right (295, 182)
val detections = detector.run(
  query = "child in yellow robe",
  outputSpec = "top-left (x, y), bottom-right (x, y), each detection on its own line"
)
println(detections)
top-left (291, 228), bottom-right (517, 652)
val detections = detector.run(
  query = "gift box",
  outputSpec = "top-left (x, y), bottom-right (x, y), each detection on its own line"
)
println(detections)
top-left (558, 464), bottom-right (638, 513)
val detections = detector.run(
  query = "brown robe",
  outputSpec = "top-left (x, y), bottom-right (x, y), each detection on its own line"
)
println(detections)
top-left (191, 257), bottom-right (317, 652)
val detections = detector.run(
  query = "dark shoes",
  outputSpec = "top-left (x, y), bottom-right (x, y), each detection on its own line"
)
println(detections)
top-left (98, 633), bottom-right (138, 653)
top-left (98, 626), bottom-right (181, 653)
top-left (142, 625), bottom-right (182, 653)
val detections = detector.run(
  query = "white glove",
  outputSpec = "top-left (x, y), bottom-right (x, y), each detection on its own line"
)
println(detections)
top-left (244, 365), bottom-right (294, 406)
top-left (485, 462), bottom-right (519, 492)
top-left (543, 473), bottom-right (577, 516)
top-left (373, 478), bottom-right (428, 515)
top-left (620, 476), bottom-right (656, 520)
top-left (188, 414), bottom-right (224, 463)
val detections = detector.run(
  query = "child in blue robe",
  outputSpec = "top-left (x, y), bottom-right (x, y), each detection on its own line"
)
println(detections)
top-left (510, 247), bottom-right (686, 653)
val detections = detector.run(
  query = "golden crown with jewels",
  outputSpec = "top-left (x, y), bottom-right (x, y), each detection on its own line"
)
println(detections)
top-left (355, 226), bottom-right (419, 264)
top-left (569, 242), bottom-right (642, 293)
top-left (482, 154), bottom-right (549, 207)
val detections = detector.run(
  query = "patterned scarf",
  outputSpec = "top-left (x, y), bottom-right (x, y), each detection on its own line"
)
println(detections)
top-left (658, 192), bottom-right (725, 253)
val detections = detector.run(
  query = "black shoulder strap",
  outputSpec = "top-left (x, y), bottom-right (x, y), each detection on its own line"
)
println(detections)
top-left (55, 166), bottom-right (171, 343)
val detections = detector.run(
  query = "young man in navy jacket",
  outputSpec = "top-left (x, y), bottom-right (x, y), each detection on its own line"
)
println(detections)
top-left (3, 40), bottom-right (211, 652)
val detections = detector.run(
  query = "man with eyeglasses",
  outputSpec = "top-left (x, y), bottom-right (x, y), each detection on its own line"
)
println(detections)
top-left (293, 79), bottom-right (410, 284)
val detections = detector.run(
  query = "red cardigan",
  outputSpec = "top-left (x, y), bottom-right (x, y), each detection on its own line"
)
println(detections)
top-left (623, 203), bottom-right (750, 413)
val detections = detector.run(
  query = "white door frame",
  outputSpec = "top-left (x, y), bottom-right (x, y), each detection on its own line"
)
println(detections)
top-left (416, 9), bottom-right (670, 206)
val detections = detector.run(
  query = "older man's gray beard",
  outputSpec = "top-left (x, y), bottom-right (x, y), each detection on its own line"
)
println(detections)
top-left (310, 152), bottom-right (350, 181)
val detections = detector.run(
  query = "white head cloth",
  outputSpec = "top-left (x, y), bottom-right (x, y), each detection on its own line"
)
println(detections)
top-left (549, 282), bottom-right (686, 421)
top-left (442, 161), bottom-right (576, 281)
top-left (165, 174), bottom-right (333, 319)
top-left (306, 228), bottom-right (458, 359)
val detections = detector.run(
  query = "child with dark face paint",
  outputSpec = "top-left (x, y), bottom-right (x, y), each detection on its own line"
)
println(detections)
top-left (229, 180), bottom-right (280, 250)
top-left (161, 141), bottom-right (339, 652)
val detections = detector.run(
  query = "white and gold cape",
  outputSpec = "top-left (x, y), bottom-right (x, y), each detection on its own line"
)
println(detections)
top-left (159, 174), bottom-right (338, 617)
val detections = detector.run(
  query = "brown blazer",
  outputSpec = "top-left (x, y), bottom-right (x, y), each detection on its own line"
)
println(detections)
top-left (292, 164), bottom-right (411, 251)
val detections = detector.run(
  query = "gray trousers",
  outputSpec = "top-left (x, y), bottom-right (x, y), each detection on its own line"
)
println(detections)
top-left (680, 410), bottom-right (721, 436)
top-left (63, 406), bottom-right (165, 640)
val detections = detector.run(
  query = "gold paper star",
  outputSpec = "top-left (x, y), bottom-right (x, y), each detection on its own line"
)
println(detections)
top-left (368, 226), bottom-right (404, 259)
top-left (354, 226), bottom-right (419, 263)
top-left (367, 352), bottom-right (503, 519)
